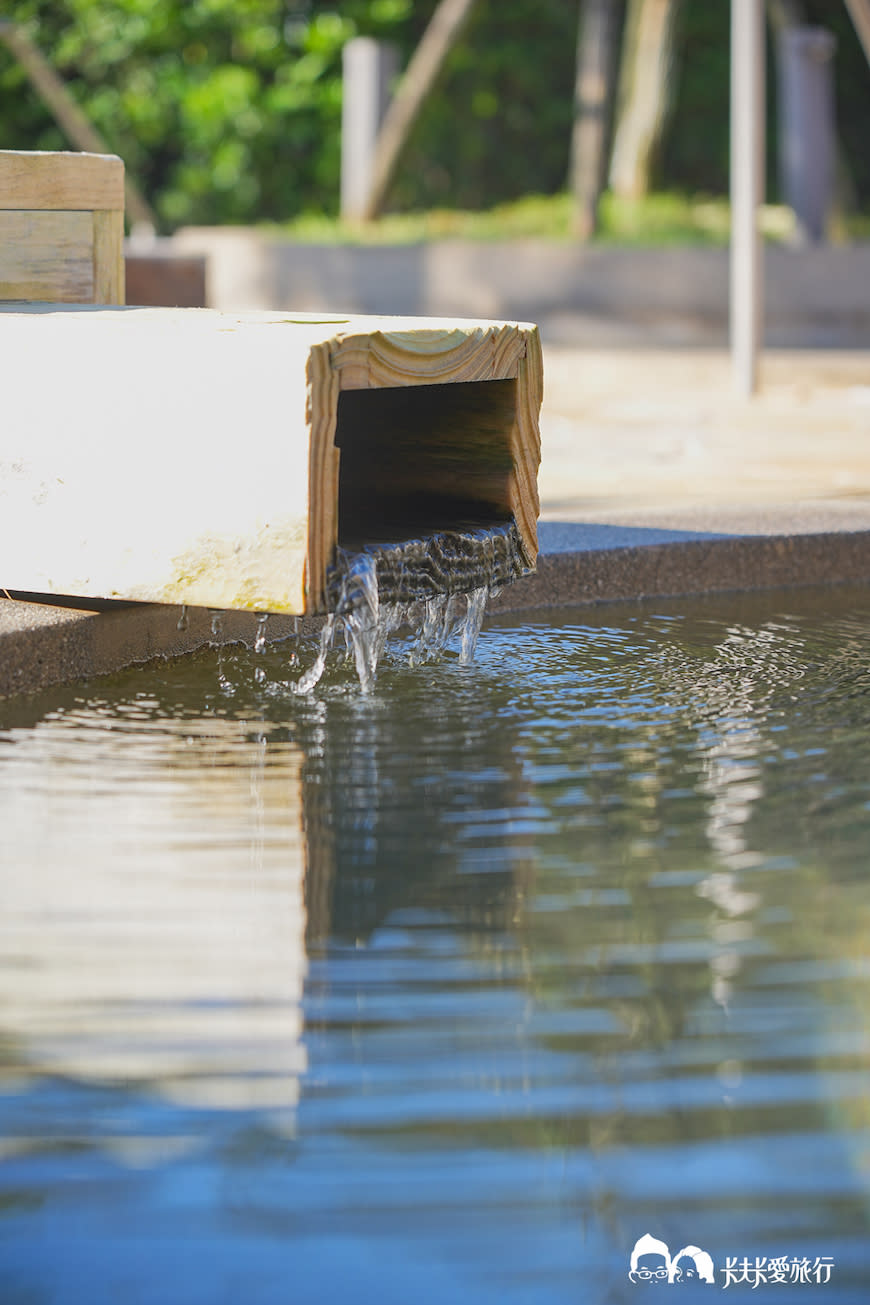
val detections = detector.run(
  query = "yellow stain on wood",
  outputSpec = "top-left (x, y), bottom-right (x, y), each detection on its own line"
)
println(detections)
top-left (157, 521), bottom-right (309, 614)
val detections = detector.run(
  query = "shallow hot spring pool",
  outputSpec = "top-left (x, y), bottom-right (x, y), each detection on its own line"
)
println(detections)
top-left (1, 586), bottom-right (869, 1303)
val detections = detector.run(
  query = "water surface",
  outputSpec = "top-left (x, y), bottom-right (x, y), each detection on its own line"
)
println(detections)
top-left (1, 587), bottom-right (869, 1302)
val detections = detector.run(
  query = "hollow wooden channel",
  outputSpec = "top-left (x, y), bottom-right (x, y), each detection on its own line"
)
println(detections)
top-left (0, 308), bottom-right (542, 615)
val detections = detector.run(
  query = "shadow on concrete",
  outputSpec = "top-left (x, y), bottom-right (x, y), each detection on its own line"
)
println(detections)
top-left (537, 520), bottom-right (734, 556)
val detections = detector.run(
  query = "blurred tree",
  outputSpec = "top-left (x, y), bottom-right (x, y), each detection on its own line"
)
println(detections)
top-left (767, 0), bottom-right (805, 23)
top-left (0, 1), bottom-right (398, 229)
top-left (0, 18), bottom-right (156, 226)
top-left (843, 0), bottom-right (870, 64)
top-left (608, 0), bottom-right (680, 200)
top-left (569, 0), bottom-right (622, 239)
top-left (362, 0), bottom-right (478, 219)
top-left (386, 0), bottom-right (577, 213)
top-left (662, 0), bottom-right (870, 207)
top-left (0, 0), bottom-right (868, 229)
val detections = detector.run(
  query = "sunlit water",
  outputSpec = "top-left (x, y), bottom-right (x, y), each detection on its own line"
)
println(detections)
top-left (2, 586), bottom-right (870, 1303)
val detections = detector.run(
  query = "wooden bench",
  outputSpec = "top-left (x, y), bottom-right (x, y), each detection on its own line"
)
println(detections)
top-left (0, 150), bottom-right (125, 304)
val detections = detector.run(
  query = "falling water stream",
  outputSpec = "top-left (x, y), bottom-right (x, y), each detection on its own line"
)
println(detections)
top-left (295, 522), bottom-right (529, 694)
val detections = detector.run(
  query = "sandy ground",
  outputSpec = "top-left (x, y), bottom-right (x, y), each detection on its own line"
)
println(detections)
top-left (538, 347), bottom-right (870, 535)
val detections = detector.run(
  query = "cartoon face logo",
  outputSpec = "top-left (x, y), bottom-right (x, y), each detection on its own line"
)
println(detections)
top-left (628, 1236), bottom-right (715, 1285)
top-left (629, 1235), bottom-right (671, 1284)
top-left (674, 1254), bottom-right (699, 1282)
top-left (671, 1247), bottom-right (715, 1284)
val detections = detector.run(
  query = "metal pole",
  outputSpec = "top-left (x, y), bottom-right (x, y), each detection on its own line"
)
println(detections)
top-left (730, 0), bottom-right (766, 397)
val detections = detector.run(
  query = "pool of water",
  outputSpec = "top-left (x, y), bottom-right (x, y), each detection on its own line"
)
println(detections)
top-left (1, 586), bottom-right (870, 1303)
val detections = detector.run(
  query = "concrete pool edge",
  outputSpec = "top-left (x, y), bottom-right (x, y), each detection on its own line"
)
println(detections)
top-left (2, 527), bottom-right (869, 698)
top-left (490, 528), bottom-right (870, 613)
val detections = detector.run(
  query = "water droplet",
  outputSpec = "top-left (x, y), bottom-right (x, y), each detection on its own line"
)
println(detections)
top-left (254, 612), bottom-right (268, 654)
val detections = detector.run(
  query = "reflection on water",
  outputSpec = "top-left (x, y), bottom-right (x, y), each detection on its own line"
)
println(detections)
top-left (1, 587), bottom-right (870, 1302)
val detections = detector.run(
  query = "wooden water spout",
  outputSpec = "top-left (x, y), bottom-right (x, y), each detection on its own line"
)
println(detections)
top-left (0, 306), bottom-right (542, 614)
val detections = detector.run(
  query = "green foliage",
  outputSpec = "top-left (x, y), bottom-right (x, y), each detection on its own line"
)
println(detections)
top-left (272, 189), bottom-right (844, 248)
top-left (0, 0), bottom-right (578, 228)
top-left (387, 0), bottom-right (577, 213)
top-left (1, 0), bottom-right (869, 231)
top-left (267, 190), bottom-right (577, 243)
top-left (1, 0), bottom-right (360, 228)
